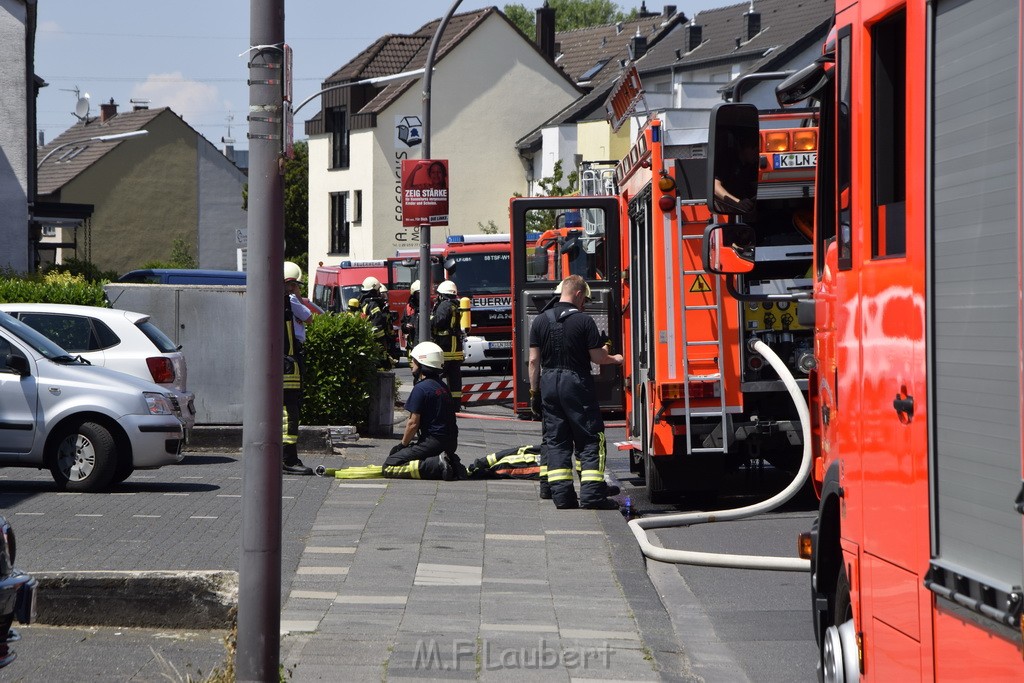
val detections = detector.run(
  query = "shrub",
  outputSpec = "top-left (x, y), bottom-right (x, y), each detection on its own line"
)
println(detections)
top-left (0, 271), bottom-right (107, 306)
top-left (42, 258), bottom-right (118, 283)
top-left (302, 312), bottom-right (389, 426)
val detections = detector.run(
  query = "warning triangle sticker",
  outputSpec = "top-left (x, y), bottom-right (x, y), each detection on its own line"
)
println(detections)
top-left (690, 274), bottom-right (712, 293)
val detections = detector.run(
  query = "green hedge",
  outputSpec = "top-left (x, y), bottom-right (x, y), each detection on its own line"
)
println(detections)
top-left (302, 312), bottom-right (390, 426)
top-left (0, 271), bottom-right (108, 306)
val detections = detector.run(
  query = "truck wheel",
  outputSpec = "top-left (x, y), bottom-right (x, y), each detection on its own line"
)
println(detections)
top-left (644, 454), bottom-right (671, 504)
top-left (50, 421), bottom-right (117, 492)
top-left (821, 566), bottom-right (858, 683)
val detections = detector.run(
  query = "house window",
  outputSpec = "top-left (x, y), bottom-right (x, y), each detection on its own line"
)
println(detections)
top-left (330, 192), bottom-right (350, 255)
top-left (353, 190), bottom-right (362, 224)
top-left (328, 107), bottom-right (349, 169)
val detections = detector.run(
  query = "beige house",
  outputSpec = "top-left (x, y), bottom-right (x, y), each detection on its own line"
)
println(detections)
top-left (36, 101), bottom-right (248, 274)
top-left (304, 7), bottom-right (582, 274)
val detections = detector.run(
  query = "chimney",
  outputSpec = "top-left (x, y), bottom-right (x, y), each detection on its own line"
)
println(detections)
top-left (99, 98), bottom-right (118, 122)
top-left (745, 9), bottom-right (761, 40)
top-left (663, 5), bottom-right (676, 18)
top-left (629, 29), bottom-right (648, 60)
top-left (637, 1), bottom-right (657, 18)
top-left (687, 22), bottom-right (703, 51)
top-left (535, 2), bottom-right (556, 60)
top-left (38, 131), bottom-right (45, 147)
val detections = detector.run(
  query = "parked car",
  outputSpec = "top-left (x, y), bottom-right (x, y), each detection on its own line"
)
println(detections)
top-left (0, 516), bottom-right (35, 668)
top-left (117, 268), bottom-right (246, 285)
top-left (0, 311), bottom-right (185, 491)
top-left (0, 304), bottom-right (196, 431)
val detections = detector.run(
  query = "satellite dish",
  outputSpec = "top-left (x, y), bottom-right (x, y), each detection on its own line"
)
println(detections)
top-left (74, 94), bottom-right (90, 120)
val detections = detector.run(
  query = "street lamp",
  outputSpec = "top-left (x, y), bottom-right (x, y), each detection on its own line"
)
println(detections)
top-left (37, 129), bottom-right (149, 169)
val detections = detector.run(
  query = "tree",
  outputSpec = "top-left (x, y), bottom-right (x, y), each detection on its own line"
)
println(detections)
top-left (503, 0), bottom-right (637, 36)
top-left (241, 140), bottom-right (309, 267)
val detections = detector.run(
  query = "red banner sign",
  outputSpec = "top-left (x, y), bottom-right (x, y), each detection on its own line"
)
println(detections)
top-left (402, 159), bottom-right (449, 227)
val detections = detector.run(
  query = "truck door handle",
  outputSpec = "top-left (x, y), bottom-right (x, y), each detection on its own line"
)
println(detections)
top-left (893, 394), bottom-right (914, 422)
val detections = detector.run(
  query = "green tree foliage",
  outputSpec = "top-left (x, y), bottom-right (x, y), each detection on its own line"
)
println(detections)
top-left (503, 0), bottom-right (637, 35)
top-left (42, 257), bottom-right (118, 283)
top-left (241, 141), bottom-right (309, 264)
top-left (301, 311), bottom-right (389, 426)
top-left (0, 270), bottom-right (107, 306)
top-left (141, 237), bottom-right (198, 270)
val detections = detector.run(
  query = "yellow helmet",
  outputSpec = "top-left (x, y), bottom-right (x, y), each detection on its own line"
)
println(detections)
top-left (347, 298), bottom-right (361, 310)
top-left (284, 261), bottom-right (303, 283)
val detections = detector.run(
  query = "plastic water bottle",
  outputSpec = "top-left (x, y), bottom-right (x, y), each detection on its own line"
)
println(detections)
top-left (621, 496), bottom-right (633, 521)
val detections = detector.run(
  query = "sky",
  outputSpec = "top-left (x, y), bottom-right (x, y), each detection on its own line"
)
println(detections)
top-left (35, 1), bottom-right (705, 151)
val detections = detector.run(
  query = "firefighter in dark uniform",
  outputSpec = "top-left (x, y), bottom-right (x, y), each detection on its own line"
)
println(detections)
top-left (383, 342), bottom-right (466, 480)
top-left (430, 279), bottom-right (464, 401)
top-left (359, 276), bottom-right (396, 367)
top-left (528, 275), bottom-right (623, 509)
top-left (283, 286), bottom-right (313, 476)
top-left (401, 279), bottom-right (422, 356)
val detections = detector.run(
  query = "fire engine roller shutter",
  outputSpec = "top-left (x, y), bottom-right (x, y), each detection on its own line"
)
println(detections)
top-left (931, 0), bottom-right (1022, 590)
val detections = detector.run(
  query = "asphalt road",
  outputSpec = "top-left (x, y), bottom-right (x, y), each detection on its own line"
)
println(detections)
top-left (1, 365), bottom-right (820, 681)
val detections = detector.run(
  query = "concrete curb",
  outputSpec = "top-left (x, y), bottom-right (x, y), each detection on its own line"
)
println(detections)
top-left (185, 425), bottom-right (360, 453)
top-left (33, 570), bottom-right (238, 629)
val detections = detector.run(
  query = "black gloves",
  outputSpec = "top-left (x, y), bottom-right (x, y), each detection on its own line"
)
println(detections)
top-left (530, 389), bottom-right (542, 420)
top-left (389, 443), bottom-right (405, 456)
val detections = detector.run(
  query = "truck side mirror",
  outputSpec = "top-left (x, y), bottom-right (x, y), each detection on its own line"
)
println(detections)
top-left (707, 102), bottom-right (760, 216)
top-left (527, 248), bottom-right (548, 277)
top-left (702, 223), bottom-right (756, 275)
top-left (431, 262), bottom-right (445, 283)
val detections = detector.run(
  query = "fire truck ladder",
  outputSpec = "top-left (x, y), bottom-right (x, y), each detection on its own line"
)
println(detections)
top-left (679, 231), bottom-right (729, 455)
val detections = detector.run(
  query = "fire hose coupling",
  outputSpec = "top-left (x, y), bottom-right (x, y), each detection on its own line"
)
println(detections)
top-left (746, 335), bottom-right (763, 353)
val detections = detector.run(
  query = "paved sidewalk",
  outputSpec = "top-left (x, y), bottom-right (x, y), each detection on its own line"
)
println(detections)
top-left (277, 421), bottom-right (682, 681)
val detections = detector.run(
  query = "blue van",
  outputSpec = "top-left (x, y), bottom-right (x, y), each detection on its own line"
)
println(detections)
top-left (117, 269), bottom-right (247, 285)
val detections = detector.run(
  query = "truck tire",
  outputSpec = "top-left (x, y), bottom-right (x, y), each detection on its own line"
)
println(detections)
top-left (50, 421), bottom-right (117, 492)
top-left (644, 454), bottom-right (672, 504)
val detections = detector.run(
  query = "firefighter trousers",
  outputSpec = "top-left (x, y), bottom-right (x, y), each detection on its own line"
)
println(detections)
top-left (383, 435), bottom-right (459, 480)
top-left (540, 369), bottom-right (607, 508)
top-left (283, 388), bottom-right (302, 466)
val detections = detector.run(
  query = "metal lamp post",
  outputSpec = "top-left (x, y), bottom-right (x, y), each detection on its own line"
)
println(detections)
top-left (37, 130), bottom-right (149, 169)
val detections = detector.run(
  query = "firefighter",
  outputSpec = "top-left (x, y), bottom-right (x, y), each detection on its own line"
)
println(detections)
top-left (346, 298), bottom-right (361, 314)
top-left (430, 279), bottom-right (464, 401)
top-left (284, 261), bottom-right (313, 381)
top-left (528, 275), bottom-right (623, 509)
top-left (401, 279), bottom-right (422, 352)
top-left (359, 276), bottom-right (395, 367)
top-left (282, 287), bottom-right (313, 476)
top-left (382, 341), bottom-right (466, 480)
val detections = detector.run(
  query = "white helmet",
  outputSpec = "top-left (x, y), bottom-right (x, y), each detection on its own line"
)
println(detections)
top-left (409, 279), bottom-right (420, 296)
top-left (437, 280), bottom-right (458, 297)
top-left (410, 341), bottom-right (444, 370)
top-left (284, 261), bottom-right (303, 283)
top-left (362, 276), bottom-right (381, 292)
top-left (379, 284), bottom-right (388, 294)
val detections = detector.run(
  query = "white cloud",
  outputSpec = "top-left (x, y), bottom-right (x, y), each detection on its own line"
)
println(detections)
top-left (131, 72), bottom-right (220, 125)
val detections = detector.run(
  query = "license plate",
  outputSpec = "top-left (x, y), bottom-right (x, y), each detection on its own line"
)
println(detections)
top-left (774, 152), bottom-right (816, 169)
top-left (489, 340), bottom-right (512, 349)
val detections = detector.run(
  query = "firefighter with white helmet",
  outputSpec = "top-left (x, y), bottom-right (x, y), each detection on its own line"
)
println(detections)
top-left (382, 341), bottom-right (465, 480)
top-left (282, 261), bottom-right (313, 475)
top-left (358, 275), bottom-right (397, 365)
top-left (430, 279), bottom-right (465, 400)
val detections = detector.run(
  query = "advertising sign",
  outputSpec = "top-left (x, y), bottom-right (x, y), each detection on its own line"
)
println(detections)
top-left (402, 159), bottom-right (449, 227)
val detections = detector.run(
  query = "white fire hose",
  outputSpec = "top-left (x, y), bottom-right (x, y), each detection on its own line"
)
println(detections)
top-left (627, 338), bottom-right (812, 571)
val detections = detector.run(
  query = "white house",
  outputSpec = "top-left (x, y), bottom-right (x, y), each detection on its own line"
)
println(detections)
top-left (304, 7), bottom-right (582, 276)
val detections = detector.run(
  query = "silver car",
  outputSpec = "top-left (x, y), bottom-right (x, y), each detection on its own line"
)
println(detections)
top-left (0, 304), bottom-right (196, 430)
top-left (0, 312), bottom-right (184, 491)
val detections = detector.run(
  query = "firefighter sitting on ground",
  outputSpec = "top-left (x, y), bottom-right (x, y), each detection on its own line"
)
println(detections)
top-left (358, 276), bottom-right (396, 366)
top-left (382, 341), bottom-right (466, 480)
top-left (430, 279), bottom-right (465, 401)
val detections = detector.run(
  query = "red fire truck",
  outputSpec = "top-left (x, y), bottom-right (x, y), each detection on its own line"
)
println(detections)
top-left (704, 1), bottom-right (1024, 678)
top-left (510, 91), bottom-right (817, 502)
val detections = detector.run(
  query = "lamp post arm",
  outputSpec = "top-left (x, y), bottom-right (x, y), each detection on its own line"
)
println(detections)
top-left (292, 68), bottom-right (427, 116)
top-left (37, 130), bottom-right (149, 169)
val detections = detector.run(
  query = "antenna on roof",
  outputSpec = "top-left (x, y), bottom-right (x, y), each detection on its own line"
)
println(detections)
top-left (61, 86), bottom-right (91, 122)
top-left (222, 113), bottom-right (236, 145)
